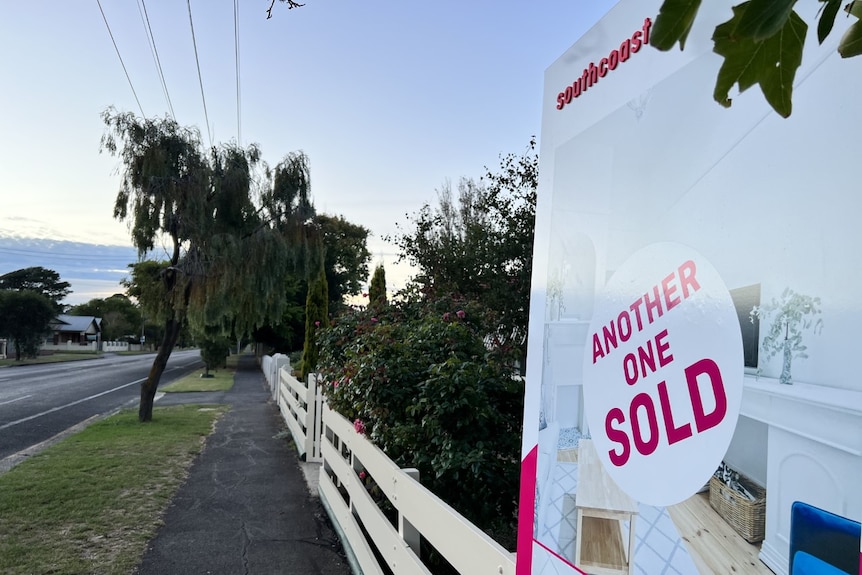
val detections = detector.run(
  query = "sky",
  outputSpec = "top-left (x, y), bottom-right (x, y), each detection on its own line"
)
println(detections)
top-left (0, 1), bottom-right (617, 305)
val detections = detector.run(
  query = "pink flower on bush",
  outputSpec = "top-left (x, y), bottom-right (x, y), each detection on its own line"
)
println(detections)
top-left (314, 320), bottom-right (320, 327)
top-left (371, 317), bottom-right (378, 323)
top-left (359, 470), bottom-right (367, 480)
top-left (362, 292), bottom-right (368, 297)
top-left (442, 312), bottom-right (451, 321)
top-left (333, 380), bottom-right (340, 389)
top-left (354, 419), bottom-right (366, 435)
top-left (456, 309), bottom-right (466, 319)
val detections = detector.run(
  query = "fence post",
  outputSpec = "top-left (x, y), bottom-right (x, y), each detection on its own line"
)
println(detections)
top-left (304, 373), bottom-right (315, 459)
top-left (400, 468), bottom-right (421, 553)
top-left (313, 375), bottom-right (324, 462)
top-left (272, 355), bottom-right (280, 399)
top-left (272, 354), bottom-right (290, 401)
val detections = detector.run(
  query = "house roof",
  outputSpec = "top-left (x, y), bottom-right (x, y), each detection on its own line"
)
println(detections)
top-left (53, 314), bottom-right (101, 334)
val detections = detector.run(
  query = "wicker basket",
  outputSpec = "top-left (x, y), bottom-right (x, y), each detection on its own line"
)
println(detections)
top-left (708, 475), bottom-right (766, 543)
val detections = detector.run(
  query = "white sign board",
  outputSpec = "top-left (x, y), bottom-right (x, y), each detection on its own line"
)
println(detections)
top-left (518, 1), bottom-right (862, 574)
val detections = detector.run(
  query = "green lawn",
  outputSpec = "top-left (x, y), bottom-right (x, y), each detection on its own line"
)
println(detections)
top-left (0, 405), bottom-right (227, 575)
top-left (0, 353), bottom-right (101, 367)
top-left (160, 367), bottom-right (235, 393)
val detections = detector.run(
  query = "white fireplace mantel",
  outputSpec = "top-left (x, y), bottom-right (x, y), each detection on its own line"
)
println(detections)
top-left (742, 376), bottom-right (862, 456)
top-left (740, 376), bottom-right (862, 575)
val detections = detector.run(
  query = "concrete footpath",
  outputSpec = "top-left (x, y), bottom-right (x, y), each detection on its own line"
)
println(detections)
top-left (136, 354), bottom-right (350, 575)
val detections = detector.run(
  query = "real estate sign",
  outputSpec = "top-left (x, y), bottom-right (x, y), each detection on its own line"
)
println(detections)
top-left (518, 1), bottom-right (862, 574)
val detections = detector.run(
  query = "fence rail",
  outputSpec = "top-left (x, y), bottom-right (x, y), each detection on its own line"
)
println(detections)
top-left (318, 403), bottom-right (516, 575)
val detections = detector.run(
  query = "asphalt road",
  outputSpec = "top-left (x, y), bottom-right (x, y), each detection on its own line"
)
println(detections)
top-left (0, 349), bottom-right (204, 461)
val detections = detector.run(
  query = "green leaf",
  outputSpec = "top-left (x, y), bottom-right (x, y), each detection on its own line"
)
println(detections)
top-left (736, 0), bottom-right (798, 40)
top-left (847, 0), bottom-right (862, 18)
top-left (712, 4), bottom-right (807, 117)
top-left (817, 0), bottom-right (842, 44)
top-left (838, 19), bottom-right (862, 57)
top-left (651, 0), bottom-right (704, 51)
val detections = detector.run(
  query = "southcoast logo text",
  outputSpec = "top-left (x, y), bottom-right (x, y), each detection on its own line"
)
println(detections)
top-left (556, 17), bottom-right (652, 110)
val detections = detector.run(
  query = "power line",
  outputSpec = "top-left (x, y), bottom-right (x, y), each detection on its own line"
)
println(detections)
top-left (187, 0), bottom-right (212, 148)
top-left (234, 0), bottom-right (242, 146)
top-left (96, 0), bottom-right (145, 118)
top-left (137, 0), bottom-right (175, 120)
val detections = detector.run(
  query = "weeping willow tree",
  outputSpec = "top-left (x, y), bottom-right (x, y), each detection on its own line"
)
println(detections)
top-left (101, 109), bottom-right (314, 421)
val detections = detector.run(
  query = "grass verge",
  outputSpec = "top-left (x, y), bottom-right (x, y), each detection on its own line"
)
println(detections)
top-left (161, 367), bottom-right (235, 393)
top-left (0, 353), bottom-right (101, 367)
top-left (0, 404), bottom-right (227, 575)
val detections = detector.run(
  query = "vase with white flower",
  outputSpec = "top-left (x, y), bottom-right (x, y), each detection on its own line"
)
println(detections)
top-left (749, 288), bottom-right (823, 384)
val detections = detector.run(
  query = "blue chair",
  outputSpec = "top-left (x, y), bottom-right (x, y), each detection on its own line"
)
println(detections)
top-left (789, 501), bottom-right (860, 575)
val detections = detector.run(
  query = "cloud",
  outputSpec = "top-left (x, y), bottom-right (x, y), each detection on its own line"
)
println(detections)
top-left (0, 237), bottom-right (138, 306)
top-left (2, 216), bottom-right (41, 223)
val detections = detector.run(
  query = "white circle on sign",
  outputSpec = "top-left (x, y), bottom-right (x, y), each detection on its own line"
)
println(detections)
top-left (582, 242), bottom-right (743, 507)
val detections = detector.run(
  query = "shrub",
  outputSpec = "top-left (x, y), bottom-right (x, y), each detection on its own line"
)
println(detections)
top-left (317, 292), bottom-right (523, 548)
top-left (199, 336), bottom-right (230, 374)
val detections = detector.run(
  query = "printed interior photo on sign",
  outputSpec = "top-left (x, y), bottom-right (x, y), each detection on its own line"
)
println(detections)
top-left (519, 1), bottom-right (862, 574)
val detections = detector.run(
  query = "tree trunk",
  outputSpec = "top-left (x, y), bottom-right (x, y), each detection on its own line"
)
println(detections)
top-left (138, 316), bottom-right (183, 422)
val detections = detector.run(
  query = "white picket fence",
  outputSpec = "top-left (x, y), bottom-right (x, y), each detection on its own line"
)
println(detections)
top-left (261, 353), bottom-right (290, 401)
top-left (260, 354), bottom-right (323, 462)
top-left (277, 369), bottom-right (323, 462)
top-left (261, 355), bottom-right (516, 575)
top-left (319, 403), bottom-right (516, 575)
top-left (39, 340), bottom-right (131, 353)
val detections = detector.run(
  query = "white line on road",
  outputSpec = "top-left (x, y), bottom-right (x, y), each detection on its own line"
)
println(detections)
top-left (0, 378), bottom-right (146, 431)
top-left (0, 395), bottom-right (32, 407)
